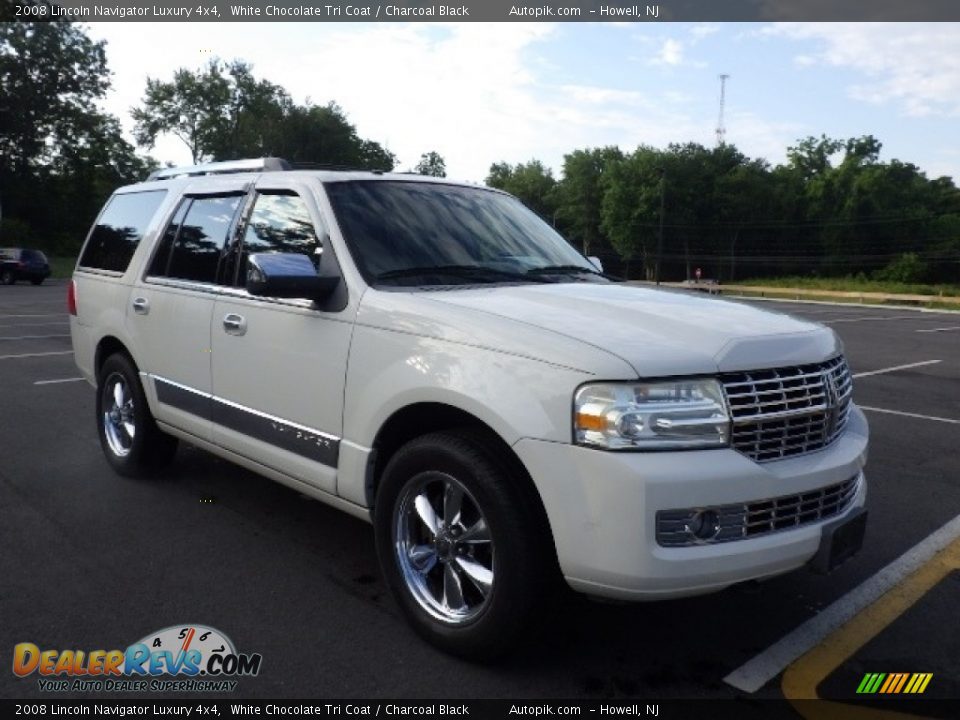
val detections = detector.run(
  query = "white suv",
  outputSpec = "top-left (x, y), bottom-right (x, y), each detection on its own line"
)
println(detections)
top-left (70, 158), bottom-right (868, 658)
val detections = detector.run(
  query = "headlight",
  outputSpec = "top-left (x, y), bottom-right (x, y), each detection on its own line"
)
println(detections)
top-left (574, 379), bottom-right (730, 450)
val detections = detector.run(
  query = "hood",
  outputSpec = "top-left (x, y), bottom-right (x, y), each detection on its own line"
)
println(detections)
top-left (426, 282), bottom-right (840, 377)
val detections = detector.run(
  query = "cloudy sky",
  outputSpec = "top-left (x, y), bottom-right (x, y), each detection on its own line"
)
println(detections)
top-left (86, 22), bottom-right (960, 183)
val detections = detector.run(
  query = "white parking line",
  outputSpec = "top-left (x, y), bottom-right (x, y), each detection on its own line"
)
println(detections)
top-left (739, 296), bottom-right (960, 315)
top-left (859, 406), bottom-right (959, 425)
top-left (822, 315), bottom-right (921, 324)
top-left (0, 350), bottom-right (73, 360)
top-left (34, 377), bottom-right (85, 386)
top-left (0, 321), bottom-right (69, 328)
top-left (852, 359), bottom-right (941, 378)
top-left (724, 513), bottom-right (960, 693)
top-left (916, 326), bottom-right (960, 333)
top-left (0, 334), bottom-right (71, 341)
top-left (0, 313), bottom-right (66, 318)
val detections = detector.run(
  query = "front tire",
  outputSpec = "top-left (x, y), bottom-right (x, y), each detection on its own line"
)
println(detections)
top-left (97, 353), bottom-right (178, 477)
top-left (1, 269), bottom-right (15, 285)
top-left (374, 431), bottom-right (551, 659)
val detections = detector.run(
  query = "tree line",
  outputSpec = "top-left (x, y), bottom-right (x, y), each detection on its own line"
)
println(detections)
top-left (2, 20), bottom-right (959, 285)
top-left (487, 139), bottom-right (960, 284)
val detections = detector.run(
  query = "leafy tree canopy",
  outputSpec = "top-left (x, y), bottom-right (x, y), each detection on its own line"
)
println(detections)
top-left (132, 59), bottom-right (395, 170)
top-left (414, 151), bottom-right (447, 178)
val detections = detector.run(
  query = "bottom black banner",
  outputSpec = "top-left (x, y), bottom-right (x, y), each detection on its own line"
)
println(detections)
top-left (3, 699), bottom-right (960, 720)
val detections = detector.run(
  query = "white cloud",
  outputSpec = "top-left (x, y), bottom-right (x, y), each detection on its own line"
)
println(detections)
top-left (651, 38), bottom-right (684, 66)
top-left (88, 22), bottom-right (908, 184)
top-left (723, 111), bottom-right (807, 167)
top-left (765, 23), bottom-right (960, 117)
top-left (690, 24), bottom-right (720, 41)
top-left (89, 23), bottom-right (561, 180)
top-left (88, 22), bottom-right (726, 181)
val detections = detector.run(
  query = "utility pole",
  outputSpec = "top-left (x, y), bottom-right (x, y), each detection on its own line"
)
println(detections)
top-left (655, 167), bottom-right (665, 286)
top-left (716, 74), bottom-right (730, 146)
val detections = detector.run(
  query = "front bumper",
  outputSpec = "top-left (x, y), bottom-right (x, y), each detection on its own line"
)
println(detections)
top-left (513, 405), bottom-right (869, 600)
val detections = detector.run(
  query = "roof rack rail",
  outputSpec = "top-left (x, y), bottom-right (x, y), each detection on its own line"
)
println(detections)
top-left (146, 157), bottom-right (291, 182)
top-left (285, 161), bottom-right (385, 174)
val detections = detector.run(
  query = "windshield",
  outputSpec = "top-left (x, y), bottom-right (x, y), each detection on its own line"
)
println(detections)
top-left (324, 180), bottom-right (603, 287)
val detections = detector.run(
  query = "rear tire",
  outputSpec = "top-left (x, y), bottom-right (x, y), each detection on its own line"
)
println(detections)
top-left (96, 353), bottom-right (178, 477)
top-left (374, 430), bottom-right (552, 659)
top-left (30, 278), bottom-right (43, 286)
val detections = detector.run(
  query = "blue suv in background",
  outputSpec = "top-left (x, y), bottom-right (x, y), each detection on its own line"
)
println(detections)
top-left (0, 248), bottom-right (51, 285)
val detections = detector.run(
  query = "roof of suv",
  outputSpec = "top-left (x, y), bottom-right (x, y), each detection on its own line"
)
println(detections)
top-left (131, 157), bottom-right (486, 194)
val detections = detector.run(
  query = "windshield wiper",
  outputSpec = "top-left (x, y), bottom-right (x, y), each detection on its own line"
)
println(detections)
top-left (375, 264), bottom-right (555, 285)
top-left (526, 264), bottom-right (609, 278)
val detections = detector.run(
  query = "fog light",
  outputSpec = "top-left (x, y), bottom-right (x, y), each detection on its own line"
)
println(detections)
top-left (686, 510), bottom-right (721, 542)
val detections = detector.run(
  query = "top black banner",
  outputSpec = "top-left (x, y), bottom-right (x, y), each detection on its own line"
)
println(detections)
top-left (9, 0), bottom-right (960, 22)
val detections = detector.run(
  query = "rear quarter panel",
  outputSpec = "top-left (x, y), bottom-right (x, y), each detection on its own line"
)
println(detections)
top-left (70, 271), bottom-right (132, 385)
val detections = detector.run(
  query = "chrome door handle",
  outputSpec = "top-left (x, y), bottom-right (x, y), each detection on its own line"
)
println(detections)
top-left (132, 297), bottom-right (150, 315)
top-left (222, 313), bottom-right (247, 336)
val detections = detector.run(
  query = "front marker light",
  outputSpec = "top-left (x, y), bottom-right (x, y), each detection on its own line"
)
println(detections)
top-left (574, 379), bottom-right (731, 450)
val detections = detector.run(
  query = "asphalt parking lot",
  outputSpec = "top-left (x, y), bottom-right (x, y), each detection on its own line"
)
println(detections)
top-left (1, 280), bottom-right (957, 707)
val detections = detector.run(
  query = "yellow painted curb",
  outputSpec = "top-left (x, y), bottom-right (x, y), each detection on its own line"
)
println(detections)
top-left (782, 536), bottom-right (960, 719)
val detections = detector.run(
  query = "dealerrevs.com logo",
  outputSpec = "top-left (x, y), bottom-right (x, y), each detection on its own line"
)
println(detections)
top-left (13, 625), bottom-right (262, 693)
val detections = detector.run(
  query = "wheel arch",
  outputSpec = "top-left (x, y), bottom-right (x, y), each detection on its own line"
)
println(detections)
top-left (94, 335), bottom-right (135, 379)
top-left (366, 402), bottom-right (546, 522)
top-left (366, 402), bottom-right (559, 567)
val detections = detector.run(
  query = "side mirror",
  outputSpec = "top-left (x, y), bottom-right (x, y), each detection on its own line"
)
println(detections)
top-left (587, 256), bottom-right (604, 273)
top-left (246, 253), bottom-right (339, 301)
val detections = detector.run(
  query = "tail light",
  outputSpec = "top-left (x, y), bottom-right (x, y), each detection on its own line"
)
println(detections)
top-left (67, 280), bottom-right (77, 316)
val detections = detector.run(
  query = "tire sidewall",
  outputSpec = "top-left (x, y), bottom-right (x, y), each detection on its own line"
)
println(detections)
top-left (374, 433), bottom-right (538, 658)
top-left (96, 355), bottom-right (152, 476)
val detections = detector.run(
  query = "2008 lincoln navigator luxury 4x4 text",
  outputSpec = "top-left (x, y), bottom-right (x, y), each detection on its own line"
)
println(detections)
top-left (70, 158), bottom-right (868, 658)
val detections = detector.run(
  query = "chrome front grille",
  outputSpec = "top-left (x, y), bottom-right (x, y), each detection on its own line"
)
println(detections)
top-left (656, 473), bottom-right (862, 547)
top-left (721, 355), bottom-right (853, 462)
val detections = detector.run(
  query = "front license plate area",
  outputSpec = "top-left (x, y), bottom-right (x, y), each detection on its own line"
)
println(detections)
top-left (808, 507), bottom-right (867, 575)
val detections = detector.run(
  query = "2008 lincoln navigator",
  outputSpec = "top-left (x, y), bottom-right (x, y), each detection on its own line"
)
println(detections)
top-left (70, 158), bottom-right (868, 658)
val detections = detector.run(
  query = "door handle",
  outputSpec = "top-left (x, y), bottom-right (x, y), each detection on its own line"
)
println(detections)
top-left (132, 297), bottom-right (150, 315)
top-left (222, 313), bottom-right (247, 336)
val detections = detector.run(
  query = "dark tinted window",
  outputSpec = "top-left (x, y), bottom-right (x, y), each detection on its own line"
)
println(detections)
top-left (237, 192), bottom-right (320, 284)
top-left (79, 191), bottom-right (167, 272)
top-left (22, 250), bottom-right (47, 262)
top-left (325, 181), bottom-right (592, 285)
top-left (147, 200), bottom-right (190, 277)
top-left (166, 195), bottom-right (242, 284)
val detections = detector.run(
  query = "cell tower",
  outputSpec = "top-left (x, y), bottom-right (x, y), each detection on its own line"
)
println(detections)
top-left (716, 74), bottom-right (730, 146)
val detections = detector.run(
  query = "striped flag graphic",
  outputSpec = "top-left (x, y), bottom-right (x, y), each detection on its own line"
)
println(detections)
top-left (857, 672), bottom-right (933, 694)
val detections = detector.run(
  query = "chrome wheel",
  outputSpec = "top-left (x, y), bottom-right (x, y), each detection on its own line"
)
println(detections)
top-left (102, 372), bottom-right (136, 457)
top-left (394, 472), bottom-right (494, 624)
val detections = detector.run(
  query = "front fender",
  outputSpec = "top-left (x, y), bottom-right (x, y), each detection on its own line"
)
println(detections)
top-left (338, 323), bottom-right (597, 506)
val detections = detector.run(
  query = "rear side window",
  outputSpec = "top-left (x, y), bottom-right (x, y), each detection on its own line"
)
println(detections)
top-left (79, 191), bottom-right (167, 272)
top-left (159, 195), bottom-right (243, 284)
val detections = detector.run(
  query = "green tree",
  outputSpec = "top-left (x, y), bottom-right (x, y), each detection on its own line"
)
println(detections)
top-left (486, 160), bottom-right (557, 221)
top-left (554, 146), bottom-right (623, 255)
top-left (132, 63), bottom-right (395, 170)
top-left (132, 59), bottom-right (290, 163)
top-left (414, 151), bottom-right (447, 177)
top-left (0, 21), bottom-right (151, 253)
top-left (274, 102), bottom-right (394, 170)
top-left (786, 135), bottom-right (844, 180)
top-left (0, 22), bottom-right (110, 174)
top-left (599, 146), bottom-right (663, 279)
